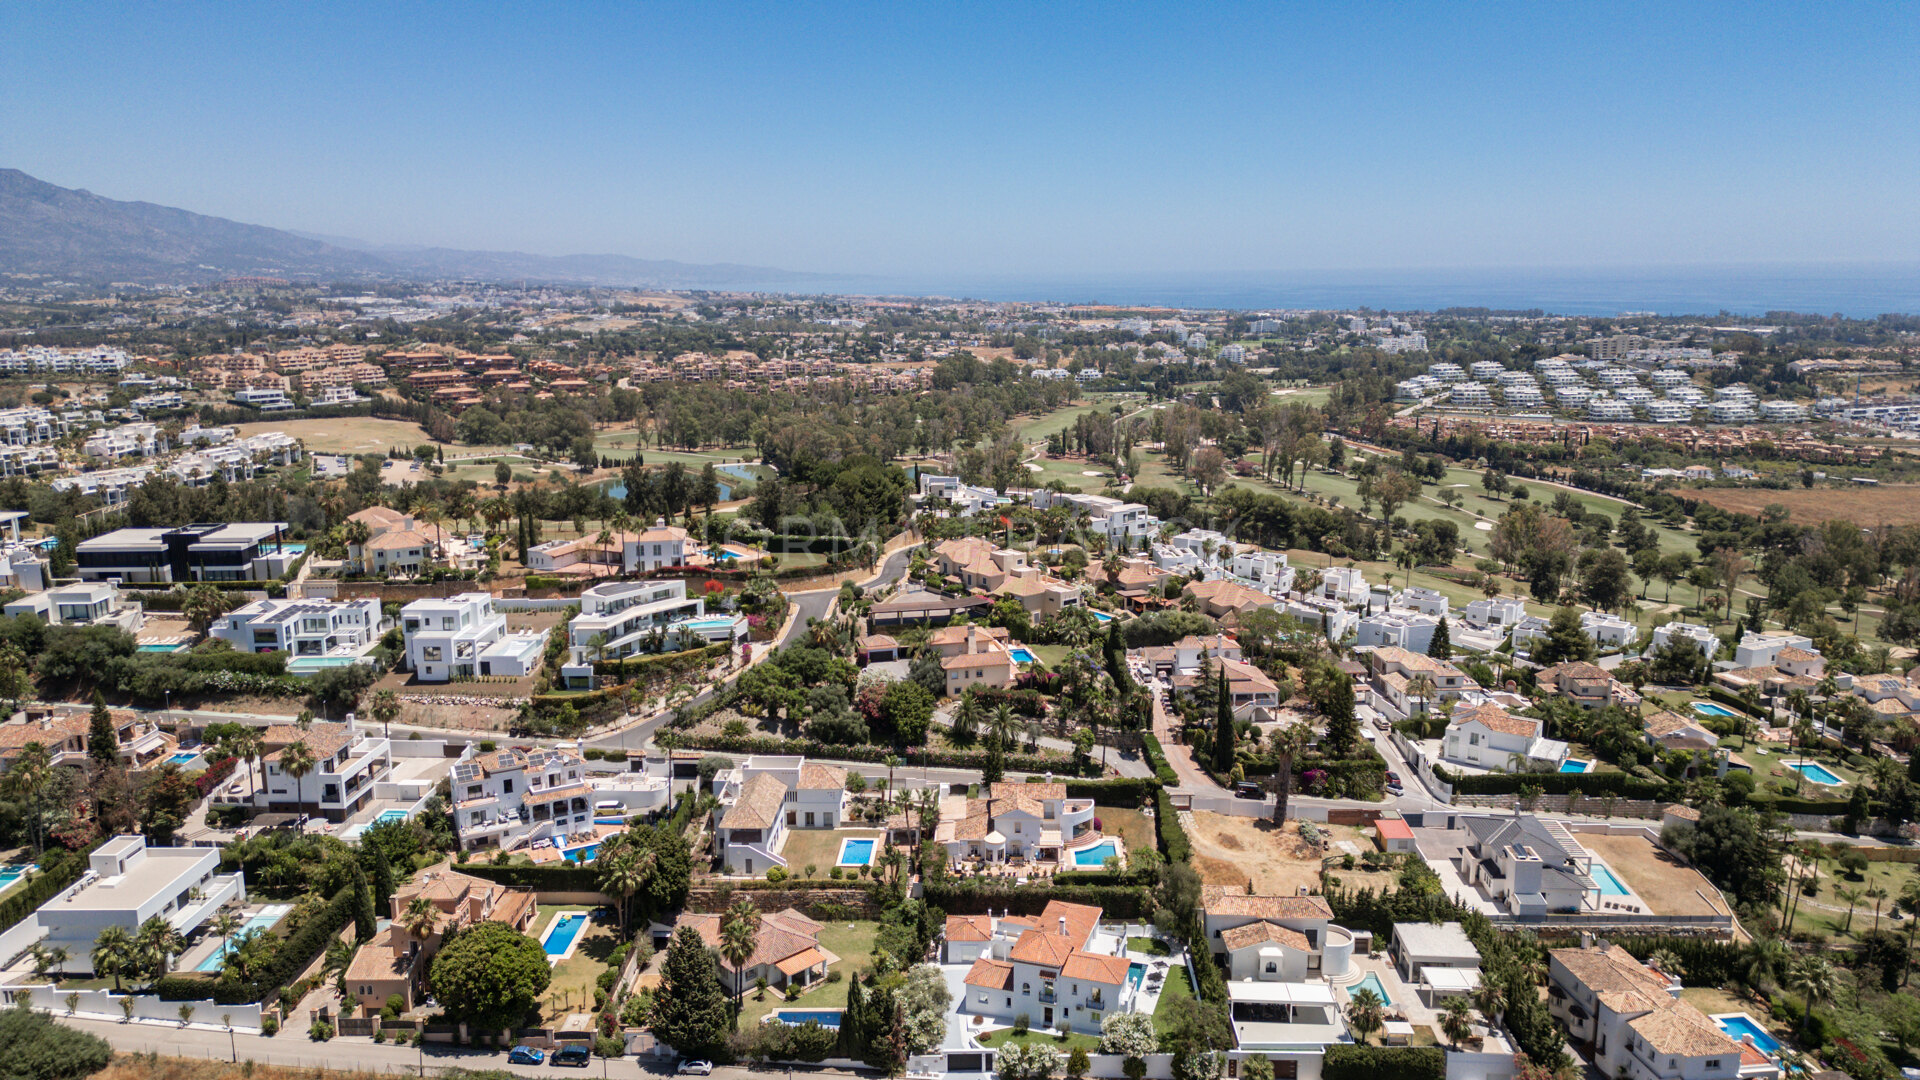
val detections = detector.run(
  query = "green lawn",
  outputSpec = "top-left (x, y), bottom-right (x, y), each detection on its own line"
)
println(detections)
top-left (976, 1027), bottom-right (1103, 1053)
top-left (734, 920), bottom-right (879, 1027)
top-left (1126, 936), bottom-right (1172, 957)
top-left (1027, 644), bottom-right (1075, 668)
top-left (1152, 959), bottom-right (1196, 1035)
top-left (778, 828), bottom-right (887, 879)
top-left (533, 906), bottom-right (617, 1022)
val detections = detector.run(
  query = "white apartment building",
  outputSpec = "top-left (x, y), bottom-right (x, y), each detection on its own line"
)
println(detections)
top-left (1596, 368), bottom-right (1639, 388)
top-left (1556, 386), bottom-right (1593, 407)
top-left (1758, 400), bottom-right (1807, 422)
top-left (400, 593), bottom-right (509, 682)
top-left (560, 579), bottom-right (744, 687)
top-left (1588, 400), bottom-right (1634, 422)
top-left (209, 597), bottom-right (383, 665)
top-left (1503, 384), bottom-right (1546, 408)
top-left (1709, 401), bottom-right (1755, 423)
top-left (450, 744), bottom-right (668, 851)
top-left (84, 422), bottom-right (167, 459)
top-left (1650, 369), bottom-right (1691, 389)
top-left (28, 836), bottom-right (244, 958)
top-left (1450, 382), bottom-right (1493, 408)
top-left (1427, 362), bottom-right (1466, 383)
top-left (1646, 400), bottom-right (1694, 423)
top-left (1469, 361), bottom-right (1505, 380)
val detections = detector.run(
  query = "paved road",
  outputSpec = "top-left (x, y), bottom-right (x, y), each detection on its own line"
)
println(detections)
top-left (50, 1014), bottom-right (848, 1080)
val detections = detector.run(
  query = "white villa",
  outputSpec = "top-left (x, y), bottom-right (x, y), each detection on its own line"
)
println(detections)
top-left (956, 900), bottom-right (1136, 1036)
top-left (1548, 942), bottom-right (1771, 1080)
top-left (1652, 622), bottom-right (1721, 657)
top-left (1443, 704), bottom-right (1569, 772)
top-left (936, 782), bottom-right (1103, 867)
top-left (711, 757), bottom-right (852, 875)
top-left (24, 836), bottom-right (244, 959)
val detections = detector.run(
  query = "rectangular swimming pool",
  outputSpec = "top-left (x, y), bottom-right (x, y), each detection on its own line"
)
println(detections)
top-left (166, 752), bottom-right (203, 766)
top-left (1714, 1014), bottom-right (1779, 1054)
top-left (837, 838), bottom-right (877, 866)
top-left (562, 843), bottom-right (600, 863)
top-left (373, 809), bottom-right (409, 825)
top-left (1559, 759), bottom-right (1591, 773)
top-left (1090, 611), bottom-right (1114, 623)
top-left (542, 913), bottom-right (588, 957)
top-left (1353, 971), bottom-right (1393, 1006)
top-left (772, 1010), bottom-right (843, 1028)
top-left (1073, 840), bottom-right (1121, 867)
top-left (1590, 864), bottom-right (1631, 896)
top-left (196, 907), bottom-right (289, 971)
top-left (1691, 702), bottom-right (1740, 719)
top-left (0, 864), bottom-right (36, 889)
top-left (1788, 762), bottom-right (1844, 785)
top-left (1008, 647), bottom-right (1038, 664)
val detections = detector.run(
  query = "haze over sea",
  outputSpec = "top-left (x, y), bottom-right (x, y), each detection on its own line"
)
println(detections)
top-left (757, 263), bottom-right (1920, 319)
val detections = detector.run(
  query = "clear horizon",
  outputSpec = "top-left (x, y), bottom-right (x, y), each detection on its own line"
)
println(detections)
top-left (4, 2), bottom-right (1918, 281)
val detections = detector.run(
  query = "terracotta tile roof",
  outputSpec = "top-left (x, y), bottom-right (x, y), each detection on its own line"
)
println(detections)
top-left (1200, 885), bottom-right (1334, 920)
top-left (674, 907), bottom-right (822, 973)
top-left (1184, 579), bottom-right (1274, 611)
top-left (720, 772), bottom-right (789, 830)
top-left (1040, 899), bottom-right (1102, 945)
top-left (1060, 951), bottom-right (1133, 984)
top-left (1550, 944), bottom-right (1672, 996)
top-left (1776, 647), bottom-right (1820, 662)
top-left (1450, 704), bottom-right (1538, 738)
top-left (1643, 711), bottom-right (1698, 738)
top-left (857, 635), bottom-right (898, 651)
top-left (964, 957), bottom-right (1015, 989)
top-left (945, 915), bottom-right (993, 943)
top-left (0, 715), bottom-right (86, 750)
top-left (262, 723), bottom-right (356, 763)
top-left (1008, 929), bottom-right (1076, 967)
top-left (1628, 1002), bottom-right (1740, 1058)
top-left (1370, 646), bottom-right (1464, 677)
top-left (1219, 921), bottom-right (1311, 952)
top-left (798, 762), bottom-right (848, 790)
top-left (942, 648), bottom-right (1017, 671)
top-left (1539, 661), bottom-right (1612, 683)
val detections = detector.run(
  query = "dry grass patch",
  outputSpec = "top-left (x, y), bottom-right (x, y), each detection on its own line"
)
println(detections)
top-left (1687, 484), bottom-right (1920, 527)
top-left (1577, 831), bottom-right (1731, 916)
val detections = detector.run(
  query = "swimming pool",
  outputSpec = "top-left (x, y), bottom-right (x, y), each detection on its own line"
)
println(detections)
top-left (166, 751), bottom-right (203, 766)
top-left (1590, 864), bottom-right (1631, 896)
top-left (1691, 702), bottom-right (1740, 719)
top-left (1009, 647), bottom-right (1038, 664)
top-left (594, 816), bottom-right (628, 826)
top-left (196, 906), bottom-right (290, 971)
top-left (1352, 971), bottom-right (1393, 1007)
top-left (1127, 962), bottom-right (1145, 990)
top-left (837, 838), bottom-right (877, 866)
top-left (542, 913), bottom-right (588, 957)
top-left (771, 1010), bottom-right (843, 1028)
top-left (1559, 759), bottom-right (1592, 773)
top-left (137, 643), bottom-right (186, 653)
top-left (0, 864), bottom-right (36, 889)
top-left (1073, 840), bottom-right (1121, 867)
top-left (1090, 611), bottom-right (1114, 623)
top-left (1789, 762), bottom-right (1844, 785)
top-left (279, 544), bottom-right (307, 554)
top-left (562, 843), bottom-right (601, 863)
top-left (1714, 1014), bottom-right (1779, 1054)
top-left (373, 809), bottom-right (409, 825)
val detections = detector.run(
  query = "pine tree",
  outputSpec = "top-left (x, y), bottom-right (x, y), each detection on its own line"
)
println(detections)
top-left (87, 691), bottom-right (118, 767)
top-left (1533, 607), bottom-right (1596, 666)
top-left (1428, 618), bottom-right (1452, 660)
top-left (651, 925), bottom-right (730, 1058)
top-left (1212, 668), bottom-right (1235, 775)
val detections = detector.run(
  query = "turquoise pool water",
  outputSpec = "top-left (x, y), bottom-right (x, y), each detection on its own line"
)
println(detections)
top-left (1128, 962), bottom-right (1145, 990)
top-left (280, 544), bottom-right (307, 554)
top-left (1715, 1014), bottom-right (1779, 1053)
top-left (562, 843), bottom-right (601, 863)
top-left (373, 809), bottom-right (409, 825)
top-left (166, 752), bottom-right (202, 766)
top-left (1009, 647), bottom-right (1037, 664)
top-left (1692, 702), bottom-right (1739, 718)
top-left (543, 913), bottom-right (588, 956)
top-left (196, 909), bottom-right (287, 971)
top-left (1789, 762), bottom-right (1844, 785)
top-left (137, 643), bottom-right (184, 653)
top-left (772, 1010), bottom-right (842, 1028)
top-left (838, 838), bottom-right (877, 866)
top-left (1074, 840), bottom-right (1121, 866)
top-left (1559, 759), bottom-right (1591, 773)
top-left (1353, 972), bottom-right (1392, 1006)
top-left (678, 618), bottom-right (739, 631)
top-left (0, 864), bottom-right (36, 888)
top-left (1590, 864), bottom-right (1630, 896)
top-left (1090, 611), bottom-right (1114, 623)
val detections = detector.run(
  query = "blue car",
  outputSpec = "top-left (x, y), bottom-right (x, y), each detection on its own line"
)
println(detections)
top-left (508, 1046), bottom-right (545, 1065)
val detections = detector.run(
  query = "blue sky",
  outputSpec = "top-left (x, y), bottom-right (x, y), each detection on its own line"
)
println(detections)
top-left (4, 1), bottom-right (1918, 277)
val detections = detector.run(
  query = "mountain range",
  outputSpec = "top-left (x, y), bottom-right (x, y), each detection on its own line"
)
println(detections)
top-left (0, 168), bottom-right (804, 289)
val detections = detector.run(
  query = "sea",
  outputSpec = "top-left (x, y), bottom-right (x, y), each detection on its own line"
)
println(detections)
top-left (741, 262), bottom-right (1920, 318)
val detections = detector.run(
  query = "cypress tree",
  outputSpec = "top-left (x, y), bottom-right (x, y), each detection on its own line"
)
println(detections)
top-left (351, 864), bottom-right (377, 941)
top-left (87, 691), bottom-right (118, 767)
top-left (1427, 618), bottom-right (1452, 660)
top-left (840, 970), bottom-right (867, 1055)
top-left (982, 734), bottom-right (1005, 784)
top-left (650, 925), bottom-right (730, 1058)
top-left (1212, 668), bottom-right (1235, 775)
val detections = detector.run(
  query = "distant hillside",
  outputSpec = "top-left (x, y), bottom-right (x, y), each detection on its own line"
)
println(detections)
top-left (0, 169), bottom-right (804, 288)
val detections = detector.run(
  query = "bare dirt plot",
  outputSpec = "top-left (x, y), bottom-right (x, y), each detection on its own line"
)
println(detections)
top-left (1577, 831), bottom-right (1731, 917)
top-left (234, 417), bottom-right (434, 455)
top-left (1687, 484), bottom-right (1920, 527)
top-left (1186, 812), bottom-right (1346, 896)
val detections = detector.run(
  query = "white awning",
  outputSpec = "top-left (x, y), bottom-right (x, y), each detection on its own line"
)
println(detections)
top-left (1226, 981), bottom-right (1338, 1005)
top-left (1423, 967), bottom-right (1483, 992)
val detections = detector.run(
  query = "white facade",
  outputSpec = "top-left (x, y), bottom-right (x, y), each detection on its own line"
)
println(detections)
top-left (450, 744), bottom-right (667, 851)
top-left (1464, 597), bottom-right (1527, 629)
top-left (400, 593), bottom-right (507, 682)
top-left (210, 597), bottom-right (382, 659)
top-left (29, 836), bottom-right (243, 958)
top-left (1652, 622), bottom-right (1720, 658)
top-left (1355, 610), bottom-right (1440, 653)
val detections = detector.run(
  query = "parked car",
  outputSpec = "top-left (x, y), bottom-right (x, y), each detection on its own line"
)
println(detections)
top-left (1372, 718), bottom-right (1392, 731)
top-left (553, 1046), bottom-right (592, 1068)
top-left (1233, 781), bottom-right (1264, 799)
top-left (1386, 771), bottom-right (1402, 786)
top-left (508, 1046), bottom-right (545, 1065)
top-left (678, 1062), bottom-right (714, 1075)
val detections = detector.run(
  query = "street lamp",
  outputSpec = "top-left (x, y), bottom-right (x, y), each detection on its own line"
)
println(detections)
top-left (224, 1015), bottom-right (234, 1062)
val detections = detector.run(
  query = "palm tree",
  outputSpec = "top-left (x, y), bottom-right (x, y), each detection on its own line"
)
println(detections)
top-left (1789, 955), bottom-right (1837, 1039)
top-left (1470, 982), bottom-right (1506, 1028)
top-left (1836, 886), bottom-right (1864, 934)
top-left (597, 840), bottom-right (655, 933)
top-left (1407, 673), bottom-right (1436, 717)
top-left (988, 704), bottom-right (1017, 752)
top-left (401, 897), bottom-right (440, 942)
top-left (1346, 987), bottom-right (1385, 1044)
top-left (135, 915), bottom-right (183, 984)
top-left (1647, 950), bottom-right (1685, 981)
top-left (221, 929), bottom-right (271, 984)
top-left (952, 691), bottom-right (981, 746)
top-left (92, 925), bottom-right (135, 991)
top-left (2, 741), bottom-right (52, 855)
top-left (1439, 995), bottom-right (1474, 1048)
top-left (1869, 886), bottom-right (1890, 933)
top-left (369, 689), bottom-right (401, 736)
top-left (720, 909), bottom-right (760, 1029)
top-left (278, 740), bottom-right (316, 824)
top-left (1268, 721), bottom-right (1313, 826)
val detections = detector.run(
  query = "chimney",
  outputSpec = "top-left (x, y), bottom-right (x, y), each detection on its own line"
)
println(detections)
top-left (1058, 916), bottom-right (1067, 937)
top-left (1580, 931), bottom-right (1593, 948)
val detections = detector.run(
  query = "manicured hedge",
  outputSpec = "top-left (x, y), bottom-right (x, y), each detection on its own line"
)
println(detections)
top-left (1323, 1046), bottom-right (1445, 1080)
top-left (1062, 777), bottom-right (1157, 809)
top-left (592, 643), bottom-right (729, 677)
top-left (458, 863), bottom-right (606, 892)
top-left (966, 685), bottom-right (1049, 718)
top-left (1154, 788), bottom-right (1191, 865)
top-left (155, 883), bottom-right (358, 1004)
top-left (655, 731), bottom-right (1101, 777)
top-left (922, 882), bottom-right (1151, 919)
top-left (1435, 765), bottom-right (1677, 800)
top-left (1745, 793), bottom-right (1850, 814)
top-left (1140, 732), bottom-right (1179, 785)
